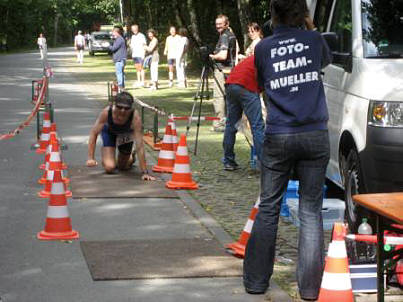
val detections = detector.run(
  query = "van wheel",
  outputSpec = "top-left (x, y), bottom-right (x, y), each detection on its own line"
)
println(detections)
top-left (342, 149), bottom-right (365, 233)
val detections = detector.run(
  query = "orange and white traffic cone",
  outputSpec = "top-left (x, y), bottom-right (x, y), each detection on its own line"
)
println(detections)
top-left (37, 170), bottom-right (79, 240)
top-left (168, 114), bottom-right (178, 151)
top-left (152, 124), bottom-right (176, 173)
top-left (39, 124), bottom-right (67, 170)
top-left (318, 223), bottom-right (353, 302)
top-left (36, 112), bottom-right (51, 154)
top-left (166, 134), bottom-right (198, 190)
top-left (226, 196), bottom-right (261, 258)
top-left (38, 170), bottom-right (72, 198)
top-left (47, 134), bottom-right (70, 183)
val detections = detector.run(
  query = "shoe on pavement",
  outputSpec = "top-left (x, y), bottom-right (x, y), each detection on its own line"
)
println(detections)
top-left (224, 163), bottom-right (240, 171)
top-left (245, 287), bottom-right (266, 295)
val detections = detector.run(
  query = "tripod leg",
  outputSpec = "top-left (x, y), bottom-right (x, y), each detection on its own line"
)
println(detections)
top-left (194, 74), bottom-right (206, 155)
top-left (187, 66), bottom-right (208, 135)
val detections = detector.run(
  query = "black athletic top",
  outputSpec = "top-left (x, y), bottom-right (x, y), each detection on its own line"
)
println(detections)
top-left (107, 106), bottom-right (134, 135)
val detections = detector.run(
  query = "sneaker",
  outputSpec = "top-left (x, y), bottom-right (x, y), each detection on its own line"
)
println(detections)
top-left (213, 126), bottom-right (225, 133)
top-left (224, 163), bottom-right (240, 171)
top-left (168, 81), bottom-right (173, 88)
top-left (245, 287), bottom-right (266, 295)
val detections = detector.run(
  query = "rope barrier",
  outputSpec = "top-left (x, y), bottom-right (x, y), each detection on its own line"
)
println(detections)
top-left (132, 96), bottom-right (167, 116)
top-left (172, 116), bottom-right (220, 121)
top-left (0, 76), bottom-right (47, 140)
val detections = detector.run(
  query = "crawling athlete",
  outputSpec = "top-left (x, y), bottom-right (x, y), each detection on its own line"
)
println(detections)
top-left (86, 91), bottom-right (155, 181)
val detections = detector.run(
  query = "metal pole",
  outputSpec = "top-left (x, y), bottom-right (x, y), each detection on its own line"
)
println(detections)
top-left (153, 108), bottom-right (158, 144)
top-left (119, 0), bottom-right (124, 24)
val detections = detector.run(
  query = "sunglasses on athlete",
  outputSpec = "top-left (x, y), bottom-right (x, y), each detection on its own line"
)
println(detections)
top-left (115, 104), bottom-right (132, 111)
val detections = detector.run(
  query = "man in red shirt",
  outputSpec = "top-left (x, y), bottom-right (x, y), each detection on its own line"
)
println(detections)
top-left (223, 55), bottom-right (265, 170)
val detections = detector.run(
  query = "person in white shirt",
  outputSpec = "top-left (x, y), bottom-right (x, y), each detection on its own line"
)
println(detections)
top-left (37, 33), bottom-right (47, 60)
top-left (163, 26), bottom-right (181, 87)
top-left (74, 30), bottom-right (86, 64)
top-left (176, 28), bottom-right (189, 88)
top-left (130, 24), bottom-right (147, 88)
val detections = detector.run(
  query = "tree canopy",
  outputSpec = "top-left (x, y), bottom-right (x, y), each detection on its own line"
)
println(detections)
top-left (0, 0), bottom-right (271, 53)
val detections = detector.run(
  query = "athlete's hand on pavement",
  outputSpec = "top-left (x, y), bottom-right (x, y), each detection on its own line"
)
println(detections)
top-left (141, 173), bottom-right (156, 181)
top-left (86, 159), bottom-right (98, 167)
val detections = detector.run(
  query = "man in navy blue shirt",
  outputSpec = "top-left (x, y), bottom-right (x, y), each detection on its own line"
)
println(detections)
top-left (109, 26), bottom-right (128, 89)
top-left (243, 0), bottom-right (332, 300)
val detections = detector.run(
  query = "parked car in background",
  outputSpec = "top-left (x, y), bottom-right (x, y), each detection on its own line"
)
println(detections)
top-left (309, 0), bottom-right (403, 231)
top-left (88, 31), bottom-right (112, 56)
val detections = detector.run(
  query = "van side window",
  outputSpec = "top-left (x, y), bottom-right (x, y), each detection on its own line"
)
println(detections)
top-left (329, 0), bottom-right (352, 54)
top-left (314, 0), bottom-right (334, 32)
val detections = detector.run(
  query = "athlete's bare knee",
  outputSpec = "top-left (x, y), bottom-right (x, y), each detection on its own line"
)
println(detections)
top-left (103, 162), bottom-right (116, 174)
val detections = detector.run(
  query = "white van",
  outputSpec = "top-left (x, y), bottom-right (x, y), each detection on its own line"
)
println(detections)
top-left (309, 0), bottom-right (403, 230)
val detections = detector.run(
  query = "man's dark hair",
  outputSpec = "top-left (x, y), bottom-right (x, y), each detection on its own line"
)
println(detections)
top-left (115, 91), bottom-right (134, 108)
top-left (113, 25), bottom-right (124, 36)
top-left (270, 0), bottom-right (308, 28)
top-left (262, 20), bottom-right (273, 38)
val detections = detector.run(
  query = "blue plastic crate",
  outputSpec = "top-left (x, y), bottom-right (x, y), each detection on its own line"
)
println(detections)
top-left (286, 198), bottom-right (345, 230)
top-left (280, 180), bottom-right (327, 217)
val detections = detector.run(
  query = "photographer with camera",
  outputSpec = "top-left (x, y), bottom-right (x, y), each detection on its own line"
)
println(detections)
top-left (209, 14), bottom-right (237, 132)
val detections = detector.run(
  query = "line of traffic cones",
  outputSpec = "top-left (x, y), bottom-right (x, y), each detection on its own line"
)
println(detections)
top-left (152, 119), bottom-right (198, 190)
top-left (34, 117), bottom-right (78, 241)
top-left (226, 196), bottom-right (261, 258)
top-left (318, 222), bottom-right (353, 302)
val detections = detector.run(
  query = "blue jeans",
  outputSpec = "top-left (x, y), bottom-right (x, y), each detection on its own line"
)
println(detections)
top-left (243, 130), bottom-right (330, 299)
top-left (223, 84), bottom-right (265, 165)
top-left (115, 60), bottom-right (126, 88)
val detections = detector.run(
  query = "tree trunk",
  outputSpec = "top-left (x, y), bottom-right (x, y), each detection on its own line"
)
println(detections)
top-left (53, 13), bottom-right (59, 47)
top-left (173, 0), bottom-right (184, 28)
top-left (186, 0), bottom-right (202, 46)
top-left (237, 0), bottom-right (250, 51)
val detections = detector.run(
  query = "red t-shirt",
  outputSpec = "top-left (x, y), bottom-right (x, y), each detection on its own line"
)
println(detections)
top-left (225, 55), bottom-right (262, 93)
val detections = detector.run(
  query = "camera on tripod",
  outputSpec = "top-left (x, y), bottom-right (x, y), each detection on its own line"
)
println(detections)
top-left (199, 45), bottom-right (214, 67)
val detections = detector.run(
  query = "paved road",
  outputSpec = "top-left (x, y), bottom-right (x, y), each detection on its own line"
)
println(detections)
top-left (0, 48), bottom-right (291, 302)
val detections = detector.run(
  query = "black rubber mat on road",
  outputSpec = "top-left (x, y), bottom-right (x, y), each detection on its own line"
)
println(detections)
top-left (80, 239), bottom-right (242, 280)
top-left (68, 166), bottom-right (178, 198)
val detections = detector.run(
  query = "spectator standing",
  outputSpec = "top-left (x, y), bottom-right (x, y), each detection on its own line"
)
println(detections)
top-left (164, 26), bottom-right (181, 87)
top-left (144, 29), bottom-right (159, 90)
top-left (130, 24), bottom-right (147, 88)
top-left (223, 55), bottom-right (264, 171)
top-left (176, 28), bottom-right (189, 88)
top-left (109, 26), bottom-right (128, 90)
top-left (37, 33), bottom-right (47, 60)
top-left (209, 14), bottom-right (237, 132)
top-left (74, 30), bottom-right (86, 64)
top-left (239, 23), bottom-right (263, 60)
top-left (243, 0), bottom-right (332, 300)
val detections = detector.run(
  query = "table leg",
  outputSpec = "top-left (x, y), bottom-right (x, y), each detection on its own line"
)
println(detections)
top-left (376, 214), bottom-right (385, 302)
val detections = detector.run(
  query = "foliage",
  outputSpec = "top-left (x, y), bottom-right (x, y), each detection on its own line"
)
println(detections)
top-left (0, 0), bottom-right (119, 49)
top-left (0, 0), bottom-right (271, 57)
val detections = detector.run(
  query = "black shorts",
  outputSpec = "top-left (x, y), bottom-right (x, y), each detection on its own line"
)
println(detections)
top-left (76, 45), bottom-right (84, 50)
top-left (101, 125), bottom-right (133, 155)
